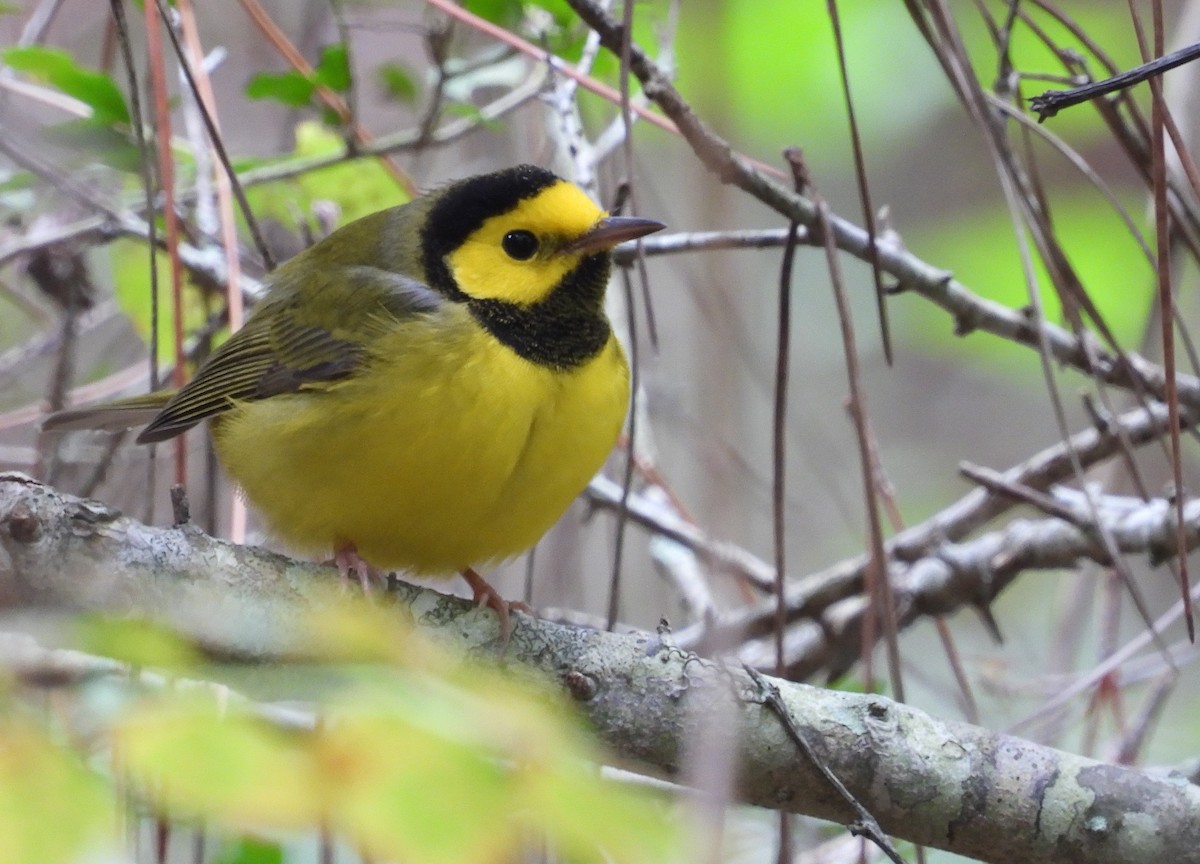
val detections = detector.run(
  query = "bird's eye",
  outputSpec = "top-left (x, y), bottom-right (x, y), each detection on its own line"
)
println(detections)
top-left (501, 230), bottom-right (539, 261)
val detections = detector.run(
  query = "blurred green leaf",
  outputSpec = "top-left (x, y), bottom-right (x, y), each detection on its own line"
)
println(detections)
top-left (320, 675), bottom-right (682, 864)
top-left (0, 595), bottom-right (682, 864)
top-left (245, 121), bottom-right (409, 230)
top-left (246, 70), bottom-right (316, 108)
top-left (443, 102), bottom-right (501, 131)
top-left (531, 0), bottom-right (577, 28)
top-left (904, 189), bottom-right (1153, 375)
top-left (43, 119), bottom-right (144, 172)
top-left (117, 696), bottom-right (323, 827)
top-left (77, 616), bottom-right (201, 670)
top-left (108, 238), bottom-right (211, 362)
top-left (0, 170), bottom-right (36, 195)
top-left (319, 106), bottom-right (344, 129)
top-left (376, 62), bottom-right (418, 104)
top-left (677, 5), bottom-right (998, 161)
top-left (674, 1), bottom-right (1147, 166)
top-left (322, 709), bottom-right (515, 864)
top-left (213, 838), bottom-right (284, 864)
top-left (3, 46), bottom-right (129, 124)
top-left (313, 43), bottom-right (351, 92)
top-left (957, 5), bottom-right (1146, 129)
top-left (248, 44), bottom-right (348, 112)
top-left (463, 0), bottom-right (522, 26)
top-left (0, 720), bottom-right (116, 862)
top-left (106, 644), bottom-right (681, 864)
top-left (533, 767), bottom-right (678, 863)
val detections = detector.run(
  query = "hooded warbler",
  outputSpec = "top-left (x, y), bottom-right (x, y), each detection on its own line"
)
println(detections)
top-left (45, 164), bottom-right (665, 628)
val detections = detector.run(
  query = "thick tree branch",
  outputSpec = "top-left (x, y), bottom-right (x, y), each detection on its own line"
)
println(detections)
top-left (1, 473), bottom-right (1198, 864)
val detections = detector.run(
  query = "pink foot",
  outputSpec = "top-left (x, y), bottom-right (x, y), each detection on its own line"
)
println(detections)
top-left (461, 568), bottom-right (532, 644)
top-left (333, 544), bottom-right (382, 594)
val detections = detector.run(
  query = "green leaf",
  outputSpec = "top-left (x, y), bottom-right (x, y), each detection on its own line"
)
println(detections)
top-left (323, 711), bottom-right (515, 864)
top-left (43, 119), bottom-right (143, 173)
top-left (116, 696), bottom-right (323, 826)
top-left (109, 238), bottom-right (212, 362)
top-left (0, 720), bottom-right (116, 862)
top-left (244, 121), bottom-right (409, 230)
top-left (904, 188), bottom-right (1153, 377)
top-left (319, 106), bottom-right (344, 129)
top-left (463, 0), bottom-right (523, 26)
top-left (245, 71), bottom-right (316, 107)
top-left (2, 46), bottom-right (129, 124)
top-left (0, 170), bottom-right (36, 195)
top-left (213, 838), bottom-right (284, 864)
top-left (77, 616), bottom-right (201, 670)
top-left (443, 102), bottom-right (501, 131)
top-left (376, 62), bottom-right (417, 104)
top-left (530, 0), bottom-right (577, 28)
top-left (533, 767), bottom-right (678, 863)
top-left (313, 43), bottom-right (350, 92)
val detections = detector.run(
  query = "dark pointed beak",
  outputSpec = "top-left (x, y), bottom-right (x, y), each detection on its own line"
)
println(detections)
top-left (563, 215), bottom-right (665, 256)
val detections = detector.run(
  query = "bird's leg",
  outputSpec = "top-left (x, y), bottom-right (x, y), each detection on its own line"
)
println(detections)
top-left (460, 568), bottom-right (533, 643)
top-left (333, 543), bottom-right (381, 593)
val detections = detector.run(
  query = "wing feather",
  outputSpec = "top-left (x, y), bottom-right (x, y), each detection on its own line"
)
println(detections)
top-left (136, 267), bottom-right (442, 444)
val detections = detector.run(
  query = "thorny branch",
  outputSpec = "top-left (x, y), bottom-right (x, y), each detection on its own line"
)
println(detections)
top-left (561, 0), bottom-right (1200, 415)
top-left (589, 396), bottom-right (1200, 679)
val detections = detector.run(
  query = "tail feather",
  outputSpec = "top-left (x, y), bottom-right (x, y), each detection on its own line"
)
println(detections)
top-left (41, 391), bottom-right (176, 435)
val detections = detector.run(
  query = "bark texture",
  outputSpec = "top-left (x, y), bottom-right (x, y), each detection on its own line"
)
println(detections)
top-left (1, 472), bottom-right (1198, 864)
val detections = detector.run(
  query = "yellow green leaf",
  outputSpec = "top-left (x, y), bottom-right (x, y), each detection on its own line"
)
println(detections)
top-left (76, 615), bottom-right (201, 671)
top-left (244, 121), bottom-right (409, 236)
top-left (116, 696), bottom-right (321, 828)
top-left (0, 719), bottom-right (116, 863)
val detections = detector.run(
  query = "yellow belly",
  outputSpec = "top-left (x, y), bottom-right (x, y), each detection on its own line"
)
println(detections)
top-left (211, 308), bottom-right (629, 574)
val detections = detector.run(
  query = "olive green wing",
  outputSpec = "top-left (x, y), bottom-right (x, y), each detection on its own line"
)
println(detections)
top-left (136, 266), bottom-right (442, 444)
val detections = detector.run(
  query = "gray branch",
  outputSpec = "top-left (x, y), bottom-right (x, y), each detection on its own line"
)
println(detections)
top-left (562, 0), bottom-right (1200, 413)
top-left (590, 400), bottom-right (1198, 679)
top-left (1, 472), bottom-right (1197, 864)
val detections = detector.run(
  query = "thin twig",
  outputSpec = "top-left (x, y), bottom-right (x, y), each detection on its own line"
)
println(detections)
top-left (1031, 41), bottom-right (1200, 119)
top-left (155, 0), bottom-right (273, 270)
top-left (1140, 0), bottom-right (1194, 640)
top-left (605, 263), bottom-right (637, 632)
top-left (561, 0), bottom-right (1200, 418)
top-left (772, 153), bottom-right (802, 681)
top-left (959, 462), bottom-right (1088, 528)
top-left (743, 665), bottom-right (903, 864)
top-left (235, 0), bottom-right (416, 196)
top-left (826, 0), bottom-right (890, 365)
top-left (809, 165), bottom-right (902, 699)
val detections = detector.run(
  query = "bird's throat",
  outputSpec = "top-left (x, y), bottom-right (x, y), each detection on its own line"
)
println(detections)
top-left (467, 254), bottom-right (613, 370)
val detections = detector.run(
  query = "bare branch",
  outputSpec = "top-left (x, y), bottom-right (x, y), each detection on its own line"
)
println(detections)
top-left (2, 472), bottom-right (1199, 864)
top-left (560, 0), bottom-right (1200, 412)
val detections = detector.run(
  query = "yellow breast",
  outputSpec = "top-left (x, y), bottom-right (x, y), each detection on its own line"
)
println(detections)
top-left (211, 305), bottom-right (629, 574)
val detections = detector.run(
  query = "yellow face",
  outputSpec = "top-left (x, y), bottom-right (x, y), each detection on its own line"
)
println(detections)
top-left (444, 180), bottom-right (607, 307)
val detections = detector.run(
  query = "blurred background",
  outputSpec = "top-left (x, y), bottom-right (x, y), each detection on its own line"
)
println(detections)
top-left (2, 1), bottom-right (1199, 861)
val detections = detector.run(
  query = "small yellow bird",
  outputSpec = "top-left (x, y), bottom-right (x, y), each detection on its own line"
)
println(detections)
top-left (45, 165), bottom-right (664, 629)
